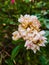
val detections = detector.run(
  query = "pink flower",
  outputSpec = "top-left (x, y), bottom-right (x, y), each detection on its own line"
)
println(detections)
top-left (11, 0), bottom-right (15, 4)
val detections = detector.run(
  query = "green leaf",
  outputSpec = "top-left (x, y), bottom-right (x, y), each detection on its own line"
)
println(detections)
top-left (12, 38), bottom-right (24, 44)
top-left (4, 1), bottom-right (9, 6)
top-left (44, 31), bottom-right (49, 43)
top-left (11, 44), bottom-right (24, 60)
top-left (25, 0), bottom-right (30, 3)
top-left (39, 55), bottom-right (48, 65)
top-left (11, 45), bottom-right (20, 60)
top-left (44, 19), bottom-right (49, 29)
top-left (45, 31), bottom-right (49, 37)
top-left (5, 59), bottom-right (14, 65)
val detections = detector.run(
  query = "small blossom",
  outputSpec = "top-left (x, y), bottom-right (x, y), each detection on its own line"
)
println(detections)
top-left (11, 0), bottom-right (15, 4)
top-left (24, 30), bottom-right (47, 53)
top-left (24, 40), bottom-right (33, 49)
top-left (12, 31), bottom-right (21, 41)
top-left (18, 14), bottom-right (41, 30)
top-left (3, 23), bottom-right (6, 26)
top-left (18, 25), bottom-right (27, 37)
top-left (39, 30), bottom-right (45, 35)
top-left (24, 40), bottom-right (40, 53)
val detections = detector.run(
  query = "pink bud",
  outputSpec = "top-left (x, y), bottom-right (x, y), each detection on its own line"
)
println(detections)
top-left (11, 0), bottom-right (15, 4)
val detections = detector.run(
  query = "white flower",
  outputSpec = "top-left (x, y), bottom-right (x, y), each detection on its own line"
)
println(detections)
top-left (12, 31), bottom-right (21, 41)
top-left (32, 34), bottom-right (40, 42)
top-left (24, 14), bottom-right (30, 19)
top-left (26, 27), bottom-right (31, 32)
top-left (18, 14), bottom-right (38, 23)
top-left (12, 14), bottom-right (47, 53)
top-left (18, 14), bottom-right (41, 30)
top-left (18, 15), bottom-right (24, 23)
top-left (31, 15), bottom-right (38, 20)
top-left (39, 30), bottom-right (45, 35)
top-left (26, 30), bottom-right (40, 42)
top-left (24, 40), bottom-right (40, 53)
top-left (38, 36), bottom-right (47, 47)
top-left (24, 30), bottom-right (47, 53)
top-left (18, 25), bottom-right (27, 37)
top-left (24, 40), bottom-right (33, 49)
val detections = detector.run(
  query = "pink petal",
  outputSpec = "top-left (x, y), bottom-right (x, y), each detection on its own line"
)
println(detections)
top-left (11, 0), bottom-right (15, 4)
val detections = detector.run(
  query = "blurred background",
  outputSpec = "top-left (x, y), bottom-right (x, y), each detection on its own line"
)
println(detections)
top-left (0, 0), bottom-right (49, 65)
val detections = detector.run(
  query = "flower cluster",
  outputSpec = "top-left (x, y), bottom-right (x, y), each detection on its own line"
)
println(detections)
top-left (12, 14), bottom-right (47, 53)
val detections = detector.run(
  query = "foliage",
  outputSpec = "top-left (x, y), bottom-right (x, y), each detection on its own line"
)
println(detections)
top-left (0, 0), bottom-right (49, 65)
